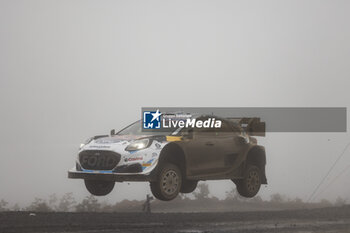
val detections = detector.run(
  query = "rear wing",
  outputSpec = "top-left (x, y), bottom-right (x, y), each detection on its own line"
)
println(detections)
top-left (227, 117), bottom-right (266, 137)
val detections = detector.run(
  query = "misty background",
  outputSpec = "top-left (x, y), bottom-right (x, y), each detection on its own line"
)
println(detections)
top-left (0, 0), bottom-right (349, 207)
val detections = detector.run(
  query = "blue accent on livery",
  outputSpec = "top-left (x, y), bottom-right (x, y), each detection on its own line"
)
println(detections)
top-left (146, 159), bottom-right (154, 164)
top-left (98, 170), bottom-right (114, 174)
top-left (82, 169), bottom-right (113, 174)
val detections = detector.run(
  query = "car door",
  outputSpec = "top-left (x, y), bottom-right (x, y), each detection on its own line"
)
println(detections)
top-left (182, 117), bottom-right (222, 176)
top-left (213, 120), bottom-right (247, 172)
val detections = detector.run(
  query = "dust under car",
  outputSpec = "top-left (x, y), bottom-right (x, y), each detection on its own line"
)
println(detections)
top-left (68, 116), bottom-right (267, 201)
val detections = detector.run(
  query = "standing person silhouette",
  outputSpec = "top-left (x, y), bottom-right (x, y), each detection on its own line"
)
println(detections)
top-left (142, 194), bottom-right (154, 213)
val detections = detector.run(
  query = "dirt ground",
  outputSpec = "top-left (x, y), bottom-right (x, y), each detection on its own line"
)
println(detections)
top-left (1, 206), bottom-right (350, 233)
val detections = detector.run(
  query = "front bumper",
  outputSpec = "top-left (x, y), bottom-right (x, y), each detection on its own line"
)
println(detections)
top-left (68, 168), bottom-right (157, 182)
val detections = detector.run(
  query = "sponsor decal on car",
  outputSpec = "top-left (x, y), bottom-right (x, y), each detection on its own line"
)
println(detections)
top-left (142, 159), bottom-right (154, 170)
top-left (126, 157), bottom-right (143, 162)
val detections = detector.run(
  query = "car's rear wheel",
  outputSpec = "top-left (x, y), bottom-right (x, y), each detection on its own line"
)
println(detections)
top-left (84, 180), bottom-right (115, 196)
top-left (180, 180), bottom-right (198, 193)
top-left (234, 165), bottom-right (261, 198)
top-left (150, 163), bottom-right (182, 201)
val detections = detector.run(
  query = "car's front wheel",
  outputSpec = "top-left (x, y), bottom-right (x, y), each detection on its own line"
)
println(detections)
top-left (84, 180), bottom-right (115, 196)
top-left (234, 165), bottom-right (261, 198)
top-left (150, 163), bottom-right (182, 201)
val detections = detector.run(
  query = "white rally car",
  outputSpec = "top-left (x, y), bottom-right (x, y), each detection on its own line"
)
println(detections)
top-left (68, 116), bottom-right (267, 201)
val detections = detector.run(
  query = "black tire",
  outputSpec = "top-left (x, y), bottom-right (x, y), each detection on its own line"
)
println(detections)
top-left (84, 180), bottom-right (115, 196)
top-left (234, 165), bottom-right (261, 198)
top-left (150, 163), bottom-right (182, 201)
top-left (180, 180), bottom-right (198, 193)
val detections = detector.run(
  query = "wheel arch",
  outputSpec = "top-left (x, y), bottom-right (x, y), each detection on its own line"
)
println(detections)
top-left (158, 142), bottom-right (187, 178)
top-left (245, 145), bottom-right (267, 184)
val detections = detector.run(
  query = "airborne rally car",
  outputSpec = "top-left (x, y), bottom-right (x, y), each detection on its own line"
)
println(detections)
top-left (68, 114), bottom-right (267, 201)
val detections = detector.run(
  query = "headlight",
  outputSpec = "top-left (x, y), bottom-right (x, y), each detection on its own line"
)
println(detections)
top-left (125, 139), bottom-right (152, 151)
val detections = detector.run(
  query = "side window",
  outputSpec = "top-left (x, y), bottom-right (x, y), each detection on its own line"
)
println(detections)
top-left (193, 116), bottom-right (216, 137)
top-left (216, 120), bottom-right (242, 136)
top-left (216, 121), bottom-right (231, 133)
top-left (215, 120), bottom-right (234, 136)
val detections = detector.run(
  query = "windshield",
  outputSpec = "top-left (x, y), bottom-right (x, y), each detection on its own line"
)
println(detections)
top-left (117, 120), bottom-right (171, 136)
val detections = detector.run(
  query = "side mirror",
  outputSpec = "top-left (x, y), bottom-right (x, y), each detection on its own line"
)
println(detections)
top-left (110, 129), bottom-right (115, 136)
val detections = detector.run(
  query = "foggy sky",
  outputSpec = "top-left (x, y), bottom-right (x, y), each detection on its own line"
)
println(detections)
top-left (0, 0), bottom-right (349, 206)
